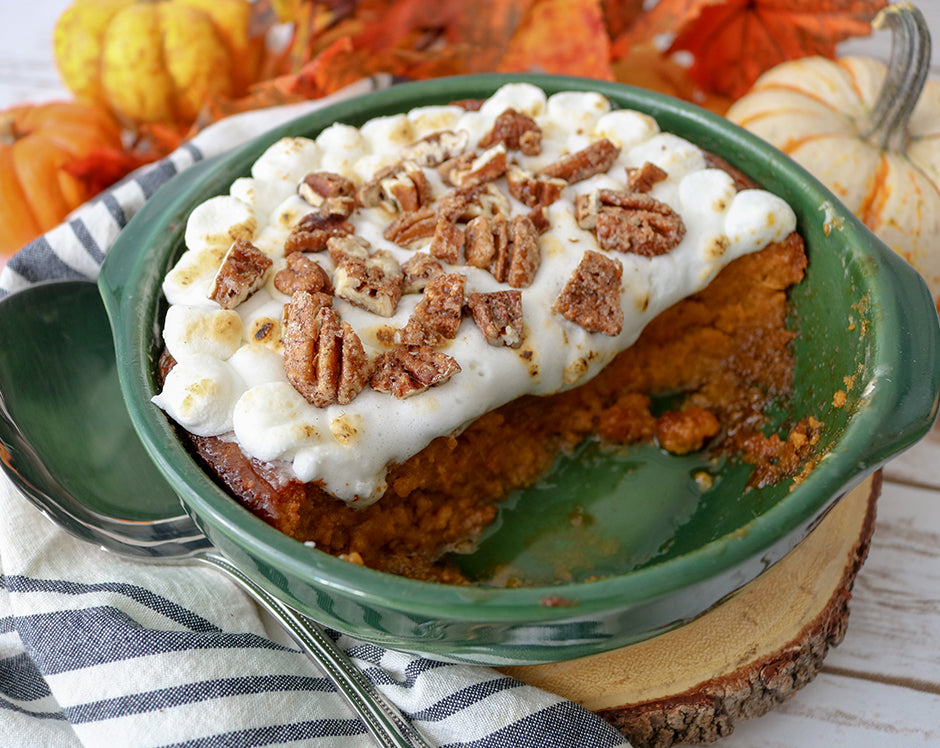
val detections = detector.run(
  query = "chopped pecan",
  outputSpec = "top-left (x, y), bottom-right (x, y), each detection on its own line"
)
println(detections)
top-left (429, 215), bottom-right (465, 264)
top-left (626, 161), bottom-right (668, 193)
top-left (327, 234), bottom-right (371, 264)
top-left (479, 108), bottom-right (542, 155)
top-left (400, 130), bottom-right (470, 167)
top-left (450, 98), bottom-right (484, 111)
top-left (437, 152), bottom-right (476, 186)
top-left (384, 206), bottom-right (437, 248)
top-left (329, 236), bottom-right (404, 317)
top-left (358, 162), bottom-right (432, 213)
top-left (574, 192), bottom-right (600, 230)
top-left (552, 250), bottom-right (624, 335)
top-left (285, 212), bottom-right (354, 254)
top-left (507, 214), bottom-right (541, 288)
top-left (317, 195), bottom-right (357, 220)
top-left (386, 163), bottom-right (433, 212)
top-left (370, 345), bottom-right (461, 398)
top-left (398, 273), bottom-right (466, 346)
top-left (594, 191), bottom-right (686, 257)
top-left (298, 171), bottom-right (356, 206)
top-left (506, 166), bottom-right (565, 209)
top-left (274, 252), bottom-right (334, 296)
top-left (453, 145), bottom-right (508, 189)
top-left (208, 239), bottom-right (272, 310)
top-left (527, 205), bottom-right (550, 235)
top-left (283, 292), bottom-right (370, 407)
top-left (467, 290), bottom-right (524, 348)
top-left (458, 184), bottom-right (511, 223)
top-left (401, 252), bottom-right (444, 293)
top-left (437, 186), bottom-right (476, 223)
top-left (464, 214), bottom-right (510, 271)
top-left (537, 138), bottom-right (620, 183)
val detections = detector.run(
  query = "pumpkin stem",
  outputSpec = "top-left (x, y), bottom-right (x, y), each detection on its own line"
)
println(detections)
top-left (0, 112), bottom-right (17, 146)
top-left (861, 3), bottom-right (931, 153)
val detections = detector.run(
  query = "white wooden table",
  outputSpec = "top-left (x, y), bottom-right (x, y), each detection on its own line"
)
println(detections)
top-left (4, 3), bottom-right (940, 745)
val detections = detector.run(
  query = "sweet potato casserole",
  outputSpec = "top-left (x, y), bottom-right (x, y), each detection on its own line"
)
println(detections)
top-left (153, 84), bottom-right (814, 583)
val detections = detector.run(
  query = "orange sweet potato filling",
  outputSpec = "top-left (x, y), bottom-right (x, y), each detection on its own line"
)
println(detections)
top-left (172, 233), bottom-right (808, 583)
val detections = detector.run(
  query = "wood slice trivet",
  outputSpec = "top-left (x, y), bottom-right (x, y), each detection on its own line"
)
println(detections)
top-left (500, 471), bottom-right (881, 747)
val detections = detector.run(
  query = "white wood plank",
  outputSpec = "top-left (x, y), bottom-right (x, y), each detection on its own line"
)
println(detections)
top-left (883, 430), bottom-right (940, 489)
top-left (721, 672), bottom-right (940, 747)
top-left (824, 481), bottom-right (940, 686)
top-left (0, 1), bottom-right (70, 108)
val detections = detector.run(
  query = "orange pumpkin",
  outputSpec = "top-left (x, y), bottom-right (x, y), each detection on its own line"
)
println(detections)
top-left (0, 101), bottom-right (124, 258)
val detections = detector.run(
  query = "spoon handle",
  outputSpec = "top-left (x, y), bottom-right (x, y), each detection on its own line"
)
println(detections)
top-left (198, 552), bottom-right (433, 748)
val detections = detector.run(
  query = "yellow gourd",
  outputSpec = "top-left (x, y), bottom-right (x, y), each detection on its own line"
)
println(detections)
top-left (727, 3), bottom-right (940, 298)
top-left (53, 0), bottom-right (263, 126)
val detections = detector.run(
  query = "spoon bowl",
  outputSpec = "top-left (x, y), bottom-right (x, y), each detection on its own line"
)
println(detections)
top-left (0, 280), bottom-right (430, 748)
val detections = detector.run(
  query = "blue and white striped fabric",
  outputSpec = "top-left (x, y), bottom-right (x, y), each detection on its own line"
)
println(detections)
top-left (0, 78), bottom-right (632, 747)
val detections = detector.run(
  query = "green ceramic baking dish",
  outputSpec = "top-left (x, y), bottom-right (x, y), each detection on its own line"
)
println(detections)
top-left (98, 74), bottom-right (940, 665)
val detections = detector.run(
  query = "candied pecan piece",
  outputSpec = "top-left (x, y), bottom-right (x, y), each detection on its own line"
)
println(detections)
top-left (528, 206), bottom-right (550, 235)
top-left (538, 138), bottom-right (620, 183)
top-left (467, 290), bottom-right (524, 348)
top-left (298, 171), bottom-right (356, 206)
top-left (574, 192), bottom-right (600, 230)
top-left (506, 166), bottom-right (565, 209)
top-left (552, 249), bottom-right (624, 335)
top-left (451, 183), bottom-right (512, 224)
top-left (436, 185), bottom-right (483, 222)
top-left (479, 108), bottom-right (542, 155)
top-left (327, 234), bottom-right (371, 265)
top-left (450, 98), bottom-right (484, 111)
top-left (400, 130), bottom-right (470, 167)
top-left (656, 407), bottom-right (720, 455)
top-left (398, 273), bottom-right (466, 346)
top-left (453, 145), bottom-right (508, 189)
top-left (386, 163), bottom-right (433, 213)
top-left (626, 161), bottom-right (668, 193)
top-left (283, 292), bottom-right (370, 407)
top-left (317, 195), bottom-right (357, 220)
top-left (285, 212), bottom-right (354, 254)
top-left (401, 253), bottom-right (444, 293)
top-left (329, 236), bottom-right (404, 317)
top-left (595, 192), bottom-right (686, 257)
top-left (465, 214), bottom-right (510, 272)
top-left (437, 152), bottom-right (476, 186)
top-left (359, 162), bottom-right (433, 213)
top-left (274, 252), bottom-right (334, 296)
top-left (507, 214), bottom-right (541, 289)
top-left (209, 238), bottom-right (272, 310)
top-left (384, 206), bottom-right (437, 248)
top-left (370, 345), bottom-right (461, 398)
top-left (429, 215), bottom-right (465, 264)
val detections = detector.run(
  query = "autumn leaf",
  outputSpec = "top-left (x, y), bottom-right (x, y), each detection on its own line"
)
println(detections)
top-left (611, 40), bottom-right (731, 114)
top-left (499, 0), bottom-right (614, 79)
top-left (616, 0), bottom-right (888, 99)
top-left (601, 0), bottom-right (646, 39)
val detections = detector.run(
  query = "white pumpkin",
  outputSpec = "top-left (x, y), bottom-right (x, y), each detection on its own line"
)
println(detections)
top-left (727, 4), bottom-right (940, 300)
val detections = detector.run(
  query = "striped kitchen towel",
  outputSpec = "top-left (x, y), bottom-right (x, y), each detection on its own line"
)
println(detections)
top-left (0, 77), bottom-right (631, 747)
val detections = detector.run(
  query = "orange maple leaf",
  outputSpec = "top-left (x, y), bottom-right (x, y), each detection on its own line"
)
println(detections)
top-left (499, 0), bottom-right (614, 80)
top-left (617, 0), bottom-right (888, 99)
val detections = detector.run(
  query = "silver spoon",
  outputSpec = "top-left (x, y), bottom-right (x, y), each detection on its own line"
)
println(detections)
top-left (0, 279), bottom-right (432, 748)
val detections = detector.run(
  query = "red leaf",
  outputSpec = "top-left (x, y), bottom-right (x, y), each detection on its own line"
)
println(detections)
top-left (63, 148), bottom-right (152, 195)
top-left (615, 0), bottom-right (888, 98)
